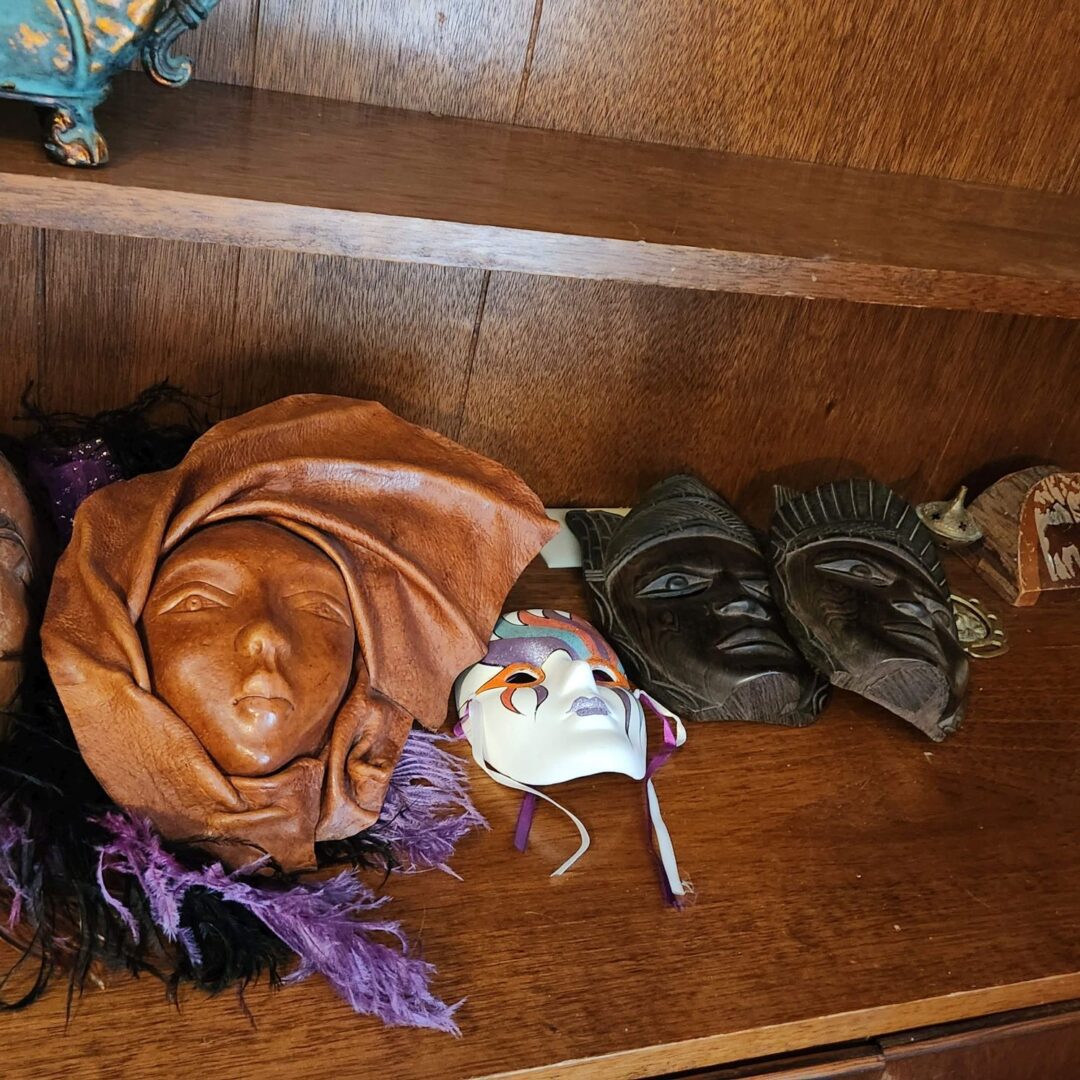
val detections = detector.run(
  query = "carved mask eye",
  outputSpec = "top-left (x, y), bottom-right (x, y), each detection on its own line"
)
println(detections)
top-left (637, 571), bottom-right (712, 598)
top-left (813, 557), bottom-right (896, 588)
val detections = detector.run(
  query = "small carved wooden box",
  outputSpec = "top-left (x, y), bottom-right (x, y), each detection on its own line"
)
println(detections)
top-left (964, 466), bottom-right (1080, 606)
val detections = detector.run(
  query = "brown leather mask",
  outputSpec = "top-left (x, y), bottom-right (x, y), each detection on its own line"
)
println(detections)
top-left (0, 454), bottom-right (36, 727)
top-left (43, 396), bottom-right (556, 869)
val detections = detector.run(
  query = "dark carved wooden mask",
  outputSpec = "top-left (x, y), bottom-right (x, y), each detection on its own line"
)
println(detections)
top-left (770, 479), bottom-right (969, 741)
top-left (567, 475), bottom-right (824, 725)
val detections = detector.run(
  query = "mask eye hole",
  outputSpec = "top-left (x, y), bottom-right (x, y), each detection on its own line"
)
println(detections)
top-left (587, 661), bottom-right (629, 689)
top-left (505, 671), bottom-right (539, 684)
top-left (637, 571), bottom-right (712, 598)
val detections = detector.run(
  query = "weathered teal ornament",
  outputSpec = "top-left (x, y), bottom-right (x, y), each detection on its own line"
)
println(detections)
top-left (0, 0), bottom-right (220, 167)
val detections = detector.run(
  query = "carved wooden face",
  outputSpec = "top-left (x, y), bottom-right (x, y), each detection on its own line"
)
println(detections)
top-left (777, 537), bottom-right (968, 735)
top-left (142, 520), bottom-right (356, 777)
top-left (784, 539), bottom-right (957, 668)
top-left (608, 533), bottom-right (812, 720)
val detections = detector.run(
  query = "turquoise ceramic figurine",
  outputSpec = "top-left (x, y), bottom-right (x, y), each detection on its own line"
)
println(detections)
top-left (0, 0), bottom-right (220, 166)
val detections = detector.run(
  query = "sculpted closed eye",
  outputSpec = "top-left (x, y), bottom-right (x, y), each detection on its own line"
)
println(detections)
top-left (814, 557), bottom-right (896, 588)
top-left (158, 585), bottom-right (232, 614)
top-left (636, 570), bottom-right (712, 598)
top-left (288, 592), bottom-right (351, 625)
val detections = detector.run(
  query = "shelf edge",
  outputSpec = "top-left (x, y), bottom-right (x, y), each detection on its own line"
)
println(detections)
top-left (2, 173), bottom-right (1076, 317)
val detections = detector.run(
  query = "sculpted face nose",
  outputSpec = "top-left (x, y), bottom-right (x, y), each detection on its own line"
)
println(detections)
top-left (237, 618), bottom-right (289, 664)
top-left (712, 597), bottom-right (770, 621)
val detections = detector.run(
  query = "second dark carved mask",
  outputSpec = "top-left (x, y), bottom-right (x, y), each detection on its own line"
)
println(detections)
top-left (770, 479), bottom-right (969, 741)
top-left (567, 475), bottom-right (824, 725)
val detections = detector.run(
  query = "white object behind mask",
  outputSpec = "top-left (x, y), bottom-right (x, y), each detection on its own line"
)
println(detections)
top-left (455, 609), bottom-right (687, 902)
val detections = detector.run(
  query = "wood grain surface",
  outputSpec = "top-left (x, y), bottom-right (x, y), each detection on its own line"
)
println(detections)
top-left (253, 0), bottom-right (536, 122)
top-left (2, 560), bottom-right (1080, 1079)
top-left (520, 0), bottom-right (1080, 194)
top-left (185, 0), bottom-right (261, 87)
top-left (458, 275), bottom-right (1080, 512)
top-left (1, 77), bottom-right (1078, 317)
top-left (168, 1), bottom-right (1078, 196)
top-left (880, 1007), bottom-right (1080, 1079)
top-left (18, 231), bottom-right (485, 435)
top-left (227, 248), bottom-right (484, 432)
top-left (0, 225), bottom-right (40, 424)
top-left (692, 1043), bottom-right (885, 1079)
top-left (38, 232), bottom-right (238, 417)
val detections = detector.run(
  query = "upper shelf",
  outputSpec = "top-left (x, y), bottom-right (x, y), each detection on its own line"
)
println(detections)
top-left (2, 75), bottom-right (1078, 317)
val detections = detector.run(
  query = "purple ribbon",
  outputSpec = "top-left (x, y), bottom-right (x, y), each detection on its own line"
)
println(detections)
top-left (642, 703), bottom-right (682, 908)
top-left (513, 793), bottom-right (538, 852)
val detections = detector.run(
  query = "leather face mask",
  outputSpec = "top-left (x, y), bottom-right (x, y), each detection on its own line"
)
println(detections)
top-left (568, 475), bottom-right (823, 726)
top-left (43, 396), bottom-right (557, 870)
top-left (0, 455), bottom-right (36, 723)
top-left (770, 479), bottom-right (969, 741)
top-left (141, 519), bottom-right (357, 779)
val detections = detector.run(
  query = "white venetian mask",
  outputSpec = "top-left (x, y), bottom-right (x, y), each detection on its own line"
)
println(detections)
top-left (456, 610), bottom-right (687, 903)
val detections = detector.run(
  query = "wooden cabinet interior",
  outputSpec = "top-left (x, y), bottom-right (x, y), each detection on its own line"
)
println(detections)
top-left (1, 561), bottom-right (1079, 1077)
top-left (3, 234), bottom-right (1077, 514)
top-left (0, 2), bottom-right (1077, 1076)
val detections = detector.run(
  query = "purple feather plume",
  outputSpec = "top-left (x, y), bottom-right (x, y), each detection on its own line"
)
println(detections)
top-left (376, 730), bottom-right (487, 875)
top-left (0, 729), bottom-right (481, 1028)
top-left (0, 810), bottom-right (33, 928)
top-left (96, 813), bottom-right (461, 1033)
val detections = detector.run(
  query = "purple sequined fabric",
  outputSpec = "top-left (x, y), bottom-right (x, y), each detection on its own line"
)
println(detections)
top-left (27, 438), bottom-right (122, 540)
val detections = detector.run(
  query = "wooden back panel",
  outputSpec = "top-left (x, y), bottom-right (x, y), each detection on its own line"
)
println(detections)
top-left (187, 0), bottom-right (1080, 191)
top-left (4, 235), bottom-right (1077, 512)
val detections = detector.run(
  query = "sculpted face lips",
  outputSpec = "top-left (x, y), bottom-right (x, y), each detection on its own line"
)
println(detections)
top-left (142, 519), bottom-right (356, 778)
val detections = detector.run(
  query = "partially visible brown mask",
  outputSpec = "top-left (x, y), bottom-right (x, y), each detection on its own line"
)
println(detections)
top-left (44, 396), bottom-right (557, 869)
top-left (568, 475), bottom-right (824, 725)
top-left (0, 454), bottom-right (36, 725)
top-left (770, 479), bottom-right (968, 741)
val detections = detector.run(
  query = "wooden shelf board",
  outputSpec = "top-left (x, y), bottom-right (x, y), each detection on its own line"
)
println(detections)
top-left (3, 559), bottom-right (1080, 1078)
top-left (1, 75), bottom-right (1078, 316)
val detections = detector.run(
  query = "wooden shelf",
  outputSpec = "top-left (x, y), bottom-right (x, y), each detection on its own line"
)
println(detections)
top-left (4, 558), bottom-right (1080, 1077)
top-left (1, 75), bottom-right (1078, 317)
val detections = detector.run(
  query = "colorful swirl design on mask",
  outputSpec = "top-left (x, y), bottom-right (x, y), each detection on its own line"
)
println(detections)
top-left (475, 609), bottom-right (634, 722)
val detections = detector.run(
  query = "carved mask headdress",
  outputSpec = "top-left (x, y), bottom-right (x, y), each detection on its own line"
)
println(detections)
top-left (43, 395), bottom-right (557, 871)
top-left (568, 475), bottom-right (823, 726)
top-left (770, 479), bottom-right (968, 741)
